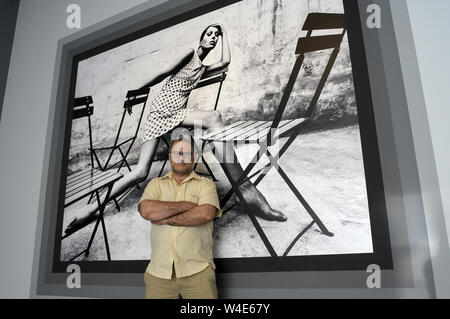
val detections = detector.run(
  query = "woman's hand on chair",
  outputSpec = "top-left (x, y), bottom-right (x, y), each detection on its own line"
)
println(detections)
top-left (125, 104), bottom-right (133, 115)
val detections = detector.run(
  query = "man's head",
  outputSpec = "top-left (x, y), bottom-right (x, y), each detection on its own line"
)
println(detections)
top-left (169, 128), bottom-right (198, 176)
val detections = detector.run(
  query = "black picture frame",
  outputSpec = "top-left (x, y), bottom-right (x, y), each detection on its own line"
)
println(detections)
top-left (51, 0), bottom-right (393, 274)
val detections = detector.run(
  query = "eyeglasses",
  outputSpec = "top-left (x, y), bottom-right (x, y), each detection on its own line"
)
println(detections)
top-left (170, 151), bottom-right (193, 159)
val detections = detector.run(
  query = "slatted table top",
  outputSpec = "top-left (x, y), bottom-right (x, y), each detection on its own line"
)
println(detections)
top-left (64, 168), bottom-right (123, 207)
top-left (91, 136), bottom-right (134, 150)
top-left (201, 118), bottom-right (306, 143)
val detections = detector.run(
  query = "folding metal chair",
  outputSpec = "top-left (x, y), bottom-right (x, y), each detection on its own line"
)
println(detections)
top-left (86, 88), bottom-right (149, 210)
top-left (63, 96), bottom-right (123, 261)
top-left (103, 69), bottom-right (228, 212)
top-left (201, 13), bottom-right (347, 256)
top-left (157, 68), bottom-right (228, 181)
top-left (90, 87), bottom-right (150, 172)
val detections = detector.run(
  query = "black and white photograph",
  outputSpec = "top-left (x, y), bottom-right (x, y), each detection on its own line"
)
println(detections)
top-left (57, 0), bottom-right (388, 269)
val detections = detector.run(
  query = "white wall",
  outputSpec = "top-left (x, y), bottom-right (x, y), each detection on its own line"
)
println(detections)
top-left (406, 0), bottom-right (450, 247)
top-left (0, 0), bottom-right (449, 298)
top-left (0, 0), bottom-right (157, 299)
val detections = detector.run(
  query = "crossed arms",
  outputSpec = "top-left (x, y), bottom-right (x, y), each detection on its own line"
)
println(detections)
top-left (138, 200), bottom-right (217, 227)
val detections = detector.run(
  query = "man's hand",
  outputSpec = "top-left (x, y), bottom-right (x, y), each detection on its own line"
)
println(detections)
top-left (151, 218), bottom-right (171, 225)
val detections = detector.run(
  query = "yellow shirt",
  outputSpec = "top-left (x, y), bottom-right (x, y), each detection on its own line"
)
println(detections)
top-left (139, 170), bottom-right (222, 279)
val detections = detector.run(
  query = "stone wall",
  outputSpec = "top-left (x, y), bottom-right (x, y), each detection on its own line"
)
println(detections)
top-left (69, 0), bottom-right (356, 171)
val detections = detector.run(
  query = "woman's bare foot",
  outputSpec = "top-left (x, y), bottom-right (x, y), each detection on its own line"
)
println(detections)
top-left (239, 181), bottom-right (287, 222)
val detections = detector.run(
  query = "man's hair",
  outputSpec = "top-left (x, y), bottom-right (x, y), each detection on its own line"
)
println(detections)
top-left (169, 128), bottom-right (197, 154)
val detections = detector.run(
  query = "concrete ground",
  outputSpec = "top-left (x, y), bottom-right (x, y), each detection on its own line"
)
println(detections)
top-left (60, 124), bottom-right (373, 261)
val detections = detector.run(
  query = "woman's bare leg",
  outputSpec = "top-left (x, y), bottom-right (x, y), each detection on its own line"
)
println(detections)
top-left (65, 138), bottom-right (160, 233)
top-left (181, 110), bottom-right (287, 221)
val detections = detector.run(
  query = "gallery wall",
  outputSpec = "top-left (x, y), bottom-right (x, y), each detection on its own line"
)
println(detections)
top-left (0, 0), bottom-right (20, 123)
top-left (0, 0), bottom-right (449, 298)
top-left (407, 0), bottom-right (450, 254)
top-left (0, 0), bottom-right (155, 298)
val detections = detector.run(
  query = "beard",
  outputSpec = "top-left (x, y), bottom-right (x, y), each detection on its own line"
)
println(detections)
top-left (171, 161), bottom-right (194, 176)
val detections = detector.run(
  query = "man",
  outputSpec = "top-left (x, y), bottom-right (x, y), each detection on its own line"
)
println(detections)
top-left (138, 127), bottom-right (222, 299)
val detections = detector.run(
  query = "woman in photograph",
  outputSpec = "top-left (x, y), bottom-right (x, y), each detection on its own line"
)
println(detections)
top-left (65, 24), bottom-right (287, 235)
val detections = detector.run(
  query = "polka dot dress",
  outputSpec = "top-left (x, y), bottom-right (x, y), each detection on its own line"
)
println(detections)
top-left (142, 49), bottom-right (206, 142)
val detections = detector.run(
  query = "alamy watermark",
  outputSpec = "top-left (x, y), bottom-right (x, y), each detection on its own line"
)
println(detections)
top-left (66, 264), bottom-right (81, 289)
top-left (66, 4), bottom-right (81, 29)
top-left (366, 264), bottom-right (381, 288)
top-left (366, 4), bottom-right (381, 29)
top-left (169, 120), bottom-right (281, 167)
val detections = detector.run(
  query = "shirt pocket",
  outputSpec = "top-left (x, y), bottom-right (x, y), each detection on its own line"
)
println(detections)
top-left (189, 194), bottom-right (199, 205)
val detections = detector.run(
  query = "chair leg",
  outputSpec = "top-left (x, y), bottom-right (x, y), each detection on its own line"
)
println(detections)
top-left (282, 220), bottom-right (315, 256)
top-left (204, 140), bottom-right (261, 209)
top-left (117, 138), bottom-right (136, 172)
top-left (158, 160), bottom-right (167, 177)
top-left (117, 183), bottom-right (137, 202)
top-left (116, 147), bottom-right (126, 172)
top-left (266, 149), bottom-right (333, 237)
top-left (211, 140), bottom-right (264, 190)
top-left (246, 131), bottom-right (332, 236)
top-left (85, 185), bottom-right (114, 260)
top-left (230, 123), bottom-right (305, 193)
top-left (220, 187), bottom-right (235, 209)
top-left (222, 203), bottom-right (237, 215)
top-left (252, 126), bottom-right (303, 187)
top-left (246, 142), bottom-right (334, 238)
top-left (193, 140), bottom-right (218, 181)
top-left (113, 198), bottom-right (121, 212)
top-left (118, 146), bottom-right (132, 172)
top-left (102, 147), bottom-right (116, 171)
top-left (219, 162), bottom-right (277, 257)
top-left (88, 184), bottom-right (107, 204)
top-left (100, 215), bottom-right (111, 261)
top-left (87, 191), bottom-right (95, 204)
top-left (215, 140), bottom-right (268, 208)
top-left (92, 149), bottom-right (104, 171)
top-left (201, 155), bottom-right (218, 182)
top-left (85, 215), bottom-right (102, 257)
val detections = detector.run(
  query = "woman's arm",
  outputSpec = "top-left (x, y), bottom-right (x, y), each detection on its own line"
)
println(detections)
top-left (204, 26), bottom-right (231, 76)
top-left (138, 48), bottom-right (195, 89)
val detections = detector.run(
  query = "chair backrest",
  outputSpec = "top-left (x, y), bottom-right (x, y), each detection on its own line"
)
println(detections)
top-left (196, 68), bottom-right (228, 89)
top-left (191, 66), bottom-right (228, 111)
top-left (160, 68), bottom-right (228, 162)
top-left (114, 87), bottom-right (150, 145)
top-left (295, 13), bottom-right (346, 54)
top-left (267, 13), bottom-right (346, 143)
top-left (73, 95), bottom-right (95, 168)
top-left (73, 96), bottom-right (93, 119)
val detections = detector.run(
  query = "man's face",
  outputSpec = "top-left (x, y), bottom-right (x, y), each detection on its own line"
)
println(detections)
top-left (169, 140), bottom-right (195, 176)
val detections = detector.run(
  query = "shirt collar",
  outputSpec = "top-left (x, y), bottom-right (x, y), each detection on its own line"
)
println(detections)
top-left (162, 170), bottom-right (202, 184)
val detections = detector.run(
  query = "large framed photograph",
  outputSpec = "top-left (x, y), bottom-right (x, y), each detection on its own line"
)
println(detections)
top-left (52, 0), bottom-right (392, 273)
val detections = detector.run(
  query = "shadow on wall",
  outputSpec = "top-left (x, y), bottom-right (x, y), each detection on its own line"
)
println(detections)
top-left (235, 50), bottom-right (357, 131)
